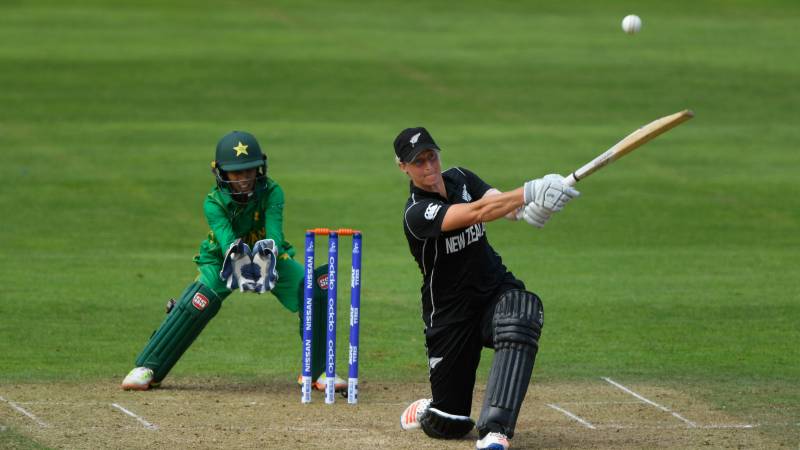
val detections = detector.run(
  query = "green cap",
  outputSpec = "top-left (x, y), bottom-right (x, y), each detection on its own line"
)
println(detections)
top-left (214, 131), bottom-right (265, 171)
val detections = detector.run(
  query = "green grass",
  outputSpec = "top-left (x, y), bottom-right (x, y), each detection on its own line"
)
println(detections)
top-left (1, 0), bottom-right (798, 441)
top-left (0, 427), bottom-right (49, 450)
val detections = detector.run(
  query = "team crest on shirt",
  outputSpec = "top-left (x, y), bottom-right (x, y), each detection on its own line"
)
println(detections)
top-left (424, 203), bottom-right (441, 220)
top-left (429, 357), bottom-right (443, 369)
top-left (462, 184), bottom-right (472, 202)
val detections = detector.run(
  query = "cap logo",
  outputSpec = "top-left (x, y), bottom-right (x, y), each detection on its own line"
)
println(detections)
top-left (409, 132), bottom-right (421, 148)
top-left (233, 141), bottom-right (249, 157)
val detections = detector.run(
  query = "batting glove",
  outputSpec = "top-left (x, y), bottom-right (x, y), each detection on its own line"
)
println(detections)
top-left (518, 203), bottom-right (552, 228)
top-left (523, 174), bottom-right (580, 213)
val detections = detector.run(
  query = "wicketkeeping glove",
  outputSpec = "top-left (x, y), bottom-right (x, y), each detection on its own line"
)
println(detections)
top-left (251, 239), bottom-right (279, 293)
top-left (219, 239), bottom-right (255, 291)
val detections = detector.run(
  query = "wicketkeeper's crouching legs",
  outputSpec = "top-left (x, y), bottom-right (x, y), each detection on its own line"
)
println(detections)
top-left (122, 259), bottom-right (334, 390)
top-left (476, 289), bottom-right (544, 439)
top-left (132, 281), bottom-right (224, 386)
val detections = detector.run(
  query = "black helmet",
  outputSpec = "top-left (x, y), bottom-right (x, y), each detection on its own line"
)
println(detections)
top-left (211, 131), bottom-right (268, 203)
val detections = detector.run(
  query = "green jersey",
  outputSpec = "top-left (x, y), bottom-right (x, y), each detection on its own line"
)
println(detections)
top-left (194, 177), bottom-right (295, 268)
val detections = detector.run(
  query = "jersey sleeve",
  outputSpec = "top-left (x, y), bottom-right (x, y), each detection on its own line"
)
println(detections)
top-left (263, 182), bottom-right (287, 253)
top-left (459, 167), bottom-right (492, 199)
top-left (203, 197), bottom-right (237, 251)
top-left (404, 198), bottom-right (450, 240)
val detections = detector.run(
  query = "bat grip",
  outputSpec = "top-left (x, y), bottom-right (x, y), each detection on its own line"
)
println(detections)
top-left (563, 173), bottom-right (578, 187)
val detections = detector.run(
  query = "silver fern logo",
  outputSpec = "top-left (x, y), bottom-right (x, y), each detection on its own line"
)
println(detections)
top-left (462, 185), bottom-right (472, 202)
top-left (410, 132), bottom-right (421, 147)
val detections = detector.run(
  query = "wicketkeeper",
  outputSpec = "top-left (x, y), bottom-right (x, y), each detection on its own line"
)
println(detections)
top-left (394, 127), bottom-right (579, 450)
top-left (122, 131), bottom-right (344, 392)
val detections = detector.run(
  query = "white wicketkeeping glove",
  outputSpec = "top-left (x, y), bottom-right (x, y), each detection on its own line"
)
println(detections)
top-left (251, 239), bottom-right (279, 293)
top-left (219, 239), bottom-right (254, 291)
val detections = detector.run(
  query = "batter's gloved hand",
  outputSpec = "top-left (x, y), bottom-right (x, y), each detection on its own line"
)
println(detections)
top-left (220, 239), bottom-right (254, 291)
top-left (518, 203), bottom-right (551, 228)
top-left (251, 239), bottom-right (279, 293)
top-left (523, 174), bottom-right (580, 213)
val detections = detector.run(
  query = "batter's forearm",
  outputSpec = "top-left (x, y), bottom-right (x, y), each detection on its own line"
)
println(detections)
top-left (474, 187), bottom-right (524, 222)
top-left (485, 188), bottom-right (525, 220)
top-left (441, 187), bottom-right (524, 231)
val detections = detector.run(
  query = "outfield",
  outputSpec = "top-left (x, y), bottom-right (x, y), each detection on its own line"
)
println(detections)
top-left (1, 0), bottom-right (798, 448)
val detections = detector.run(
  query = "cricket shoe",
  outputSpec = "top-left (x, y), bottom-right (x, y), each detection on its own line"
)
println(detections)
top-left (297, 374), bottom-right (347, 392)
top-left (476, 432), bottom-right (509, 450)
top-left (400, 398), bottom-right (431, 430)
top-left (121, 367), bottom-right (154, 391)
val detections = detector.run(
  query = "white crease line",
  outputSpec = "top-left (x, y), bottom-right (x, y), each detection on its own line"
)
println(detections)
top-left (547, 403), bottom-right (596, 429)
top-left (557, 400), bottom-right (642, 405)
top-left (288, 427), bottom-right (363, 432)
top-left (111, 403), bottom-right (158, 430)
top-left (597, 423), bottom-right (759, 430)
top-left (0, 395), bottom-right (49, 428)
top-left (602, 377), bottom-right (697, 428)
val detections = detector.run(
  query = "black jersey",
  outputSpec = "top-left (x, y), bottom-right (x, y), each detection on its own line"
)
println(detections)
top-left (403, 167), bottom-right (514, 328)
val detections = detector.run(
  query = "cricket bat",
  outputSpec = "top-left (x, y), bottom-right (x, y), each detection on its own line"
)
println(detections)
top-left (563, 109), bottom-right (694, 187)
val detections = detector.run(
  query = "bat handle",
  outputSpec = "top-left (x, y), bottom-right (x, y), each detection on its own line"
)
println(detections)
top-left (563, 173), bottom-right (578, 187)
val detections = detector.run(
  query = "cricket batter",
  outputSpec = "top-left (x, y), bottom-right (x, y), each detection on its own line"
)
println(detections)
top-left (394, 127), bottom-right (579, 450)
top-left (122, 130), bottom-right (344, 392)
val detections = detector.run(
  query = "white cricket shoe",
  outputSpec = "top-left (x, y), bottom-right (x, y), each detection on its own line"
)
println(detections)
top-left (121, 367), bottom-right (154, 391)
top-left (476, 432), bottom-right (510, 450)
top-left (400, 398), bottom-right (431, 430)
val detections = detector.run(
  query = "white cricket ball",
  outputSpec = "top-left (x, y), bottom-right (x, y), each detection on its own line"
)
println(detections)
top-left (621, 14), bottom-right (642, 35)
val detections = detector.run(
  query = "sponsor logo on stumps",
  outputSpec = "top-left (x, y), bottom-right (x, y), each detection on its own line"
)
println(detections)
top-left (327, 340), bottom-right (336, 373)
top-left (349, 344), bottom-right (358, 365)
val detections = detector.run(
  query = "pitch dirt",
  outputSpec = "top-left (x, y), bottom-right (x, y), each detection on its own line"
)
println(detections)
top-left (0, 379), bottom-right (783, 449)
